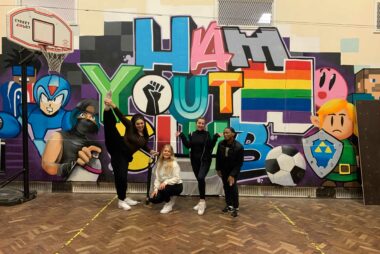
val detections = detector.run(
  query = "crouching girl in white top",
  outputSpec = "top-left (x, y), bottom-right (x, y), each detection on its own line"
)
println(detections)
top-left (149, 144), bottom-right (183, 213)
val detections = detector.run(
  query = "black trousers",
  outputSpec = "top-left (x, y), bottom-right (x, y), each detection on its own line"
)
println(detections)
top-left (191, 158), bottom-right (211, 199)
top-left (222, 174), bottom-right (239, 209)
top-left (104, 110), bottom-right (132, 201)
top-left (149, 183), bottom-right (183, 203)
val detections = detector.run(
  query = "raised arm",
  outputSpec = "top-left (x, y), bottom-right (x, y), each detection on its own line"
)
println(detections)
top-left (178, 132), bottom-right (191, 149)
top-left (112, 107), bottom-right (132, 132)
top-left (104, 97), bottom-right (132, 132)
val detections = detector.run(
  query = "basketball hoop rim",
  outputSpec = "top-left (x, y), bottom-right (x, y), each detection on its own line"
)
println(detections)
top-left (38, 44), bottom-right (73, 54)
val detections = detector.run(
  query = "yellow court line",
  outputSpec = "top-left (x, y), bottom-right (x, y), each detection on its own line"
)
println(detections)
top-left (55, 195), bottom-right (117, 254)
top-left (270, 201), bottom-right (326, 254)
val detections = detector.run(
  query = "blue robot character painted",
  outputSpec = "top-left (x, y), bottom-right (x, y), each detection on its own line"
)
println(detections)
top-left (0, 49), bottom-right (41, 138)
top-left (0, 82), bottom-right (22, 138)
top-left (26, 74), bottom-right (73, 155)
top-left (0, 79), bottom-right (22, 117)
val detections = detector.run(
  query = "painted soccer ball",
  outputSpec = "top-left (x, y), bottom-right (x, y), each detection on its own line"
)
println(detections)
top-left (265, 145), bottom-right (306, 186)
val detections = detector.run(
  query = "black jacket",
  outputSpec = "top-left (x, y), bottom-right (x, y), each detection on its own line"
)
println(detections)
top-left (216, 139), bottom-right (244, 178)
top-left (179, 130), bottom-right (219, 162)
top-left (112, 107), bottom-right (151, 154)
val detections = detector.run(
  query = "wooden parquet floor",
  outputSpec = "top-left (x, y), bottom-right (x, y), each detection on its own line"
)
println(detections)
top-left (0, 193), bottom-right (379, 254)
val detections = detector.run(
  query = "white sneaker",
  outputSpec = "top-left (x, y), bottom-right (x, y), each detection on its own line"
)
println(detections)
top-left (168, 196), bottom-right (177, 208)
top-left (124, 197), bottom-right (138, 206)
top-left (198, 201), bottom-right (206, 215)
top-left (193, 202), bottom-right (200, 211)
top-left (160, 202), bottom-right (173, 214)
top-left (118, 199), bottom-right (131, 210)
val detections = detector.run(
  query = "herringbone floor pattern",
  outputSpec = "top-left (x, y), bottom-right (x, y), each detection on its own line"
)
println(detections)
top-left (0, 193), bottom-right (379, 254)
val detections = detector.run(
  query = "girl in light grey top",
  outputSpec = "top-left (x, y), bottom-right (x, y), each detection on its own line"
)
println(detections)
top-left (149, 144), bottom-right (183, 213)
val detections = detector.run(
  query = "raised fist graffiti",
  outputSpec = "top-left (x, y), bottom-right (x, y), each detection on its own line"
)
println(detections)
top-left (133, 75), bottom-right (172, 115)
top-left (143, 80), bottom-right (165, 115)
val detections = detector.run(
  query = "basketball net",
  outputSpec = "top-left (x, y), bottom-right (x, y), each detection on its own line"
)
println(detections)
top-left (39, 44), bottom-right (69, 74)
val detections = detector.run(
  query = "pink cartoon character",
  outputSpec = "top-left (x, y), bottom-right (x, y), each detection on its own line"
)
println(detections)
top-left (314, 67), bottom-right (348, 108)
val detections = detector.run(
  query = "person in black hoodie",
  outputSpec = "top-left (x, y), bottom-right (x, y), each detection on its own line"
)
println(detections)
top-left (42, 99), bottom-right (102, 179)
top-left (216, 127), bottom-right (244, 217)
top-left (176, 117), bottom-right (220, 215)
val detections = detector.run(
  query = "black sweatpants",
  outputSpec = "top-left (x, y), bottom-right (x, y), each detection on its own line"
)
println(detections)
top-left (104, 110), bottom-right (133, 201)
top-left (149, 183), bottom-right (183, 203)
top-left (222, 174), bottom-right (239, 209)
top-left (191, 159), bottom-right (211, 199)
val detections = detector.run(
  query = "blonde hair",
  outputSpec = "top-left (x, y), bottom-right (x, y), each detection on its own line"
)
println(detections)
top-left (156, 144), bottom-right (176, 175)
top-left (317, 98), bottom-right (358, 136)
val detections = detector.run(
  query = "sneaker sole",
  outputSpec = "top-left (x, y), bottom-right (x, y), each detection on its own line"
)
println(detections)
top-left (118, 205), bottom-right (131, 211)
top-left (160, 209), bottom-right (172, 214)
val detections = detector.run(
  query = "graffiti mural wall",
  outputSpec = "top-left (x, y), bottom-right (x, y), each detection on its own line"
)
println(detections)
top-left (0, 14), bottom-right (375, 187)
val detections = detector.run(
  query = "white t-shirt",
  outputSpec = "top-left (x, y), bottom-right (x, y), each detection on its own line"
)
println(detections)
top-left (153, 160), bottom-right (183, 191)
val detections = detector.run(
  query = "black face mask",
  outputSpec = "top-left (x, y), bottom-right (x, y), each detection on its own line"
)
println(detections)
top-left (75, 118), bottom-right (98, 135)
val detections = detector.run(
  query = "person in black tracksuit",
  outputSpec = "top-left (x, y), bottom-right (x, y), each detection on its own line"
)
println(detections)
top-left (216, 127), bottom-right (244, 217)
top-left (177, 117), bottom-right (220, 215)
top-left (104, 94), bottom-right (158, 211)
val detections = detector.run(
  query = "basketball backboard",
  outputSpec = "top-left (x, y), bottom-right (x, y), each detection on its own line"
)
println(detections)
top-left (6, 7), bottom-right (73, 53)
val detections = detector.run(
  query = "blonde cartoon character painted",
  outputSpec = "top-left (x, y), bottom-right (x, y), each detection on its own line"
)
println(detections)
top-left (310, 98), bottom-right (360, 187)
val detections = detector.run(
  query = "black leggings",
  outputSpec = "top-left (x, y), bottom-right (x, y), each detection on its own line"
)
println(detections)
top-left (149, 183), bottom-right (183, 203)
top-left (191, 159), bottom-right (211, 199)
top-left (222, 174), bottom-right (239, 209)
top-left (104, 110), bottom-right (132, 201)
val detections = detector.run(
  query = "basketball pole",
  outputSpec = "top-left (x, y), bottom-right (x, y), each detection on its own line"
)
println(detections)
top-left (20, 49), bottom-right (34, 200)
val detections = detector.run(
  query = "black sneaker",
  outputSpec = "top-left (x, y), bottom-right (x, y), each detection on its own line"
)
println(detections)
top-left (231, 208), bottom-right (238, 217)
top-left (222, 206), bottom-right (233, 213)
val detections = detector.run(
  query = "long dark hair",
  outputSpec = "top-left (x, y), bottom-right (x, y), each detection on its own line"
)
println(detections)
top-left (131, 113), bottom-right (149, 139)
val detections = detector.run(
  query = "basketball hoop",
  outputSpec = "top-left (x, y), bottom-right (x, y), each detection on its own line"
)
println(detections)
top-left (7, 7), bottom-right (73, 74)
top-left (39, 44), bottom-right (70, 74)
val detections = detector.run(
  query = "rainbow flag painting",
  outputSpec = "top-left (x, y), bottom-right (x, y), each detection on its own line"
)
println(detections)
top-left (241, 59), bottom-right (313, 124)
